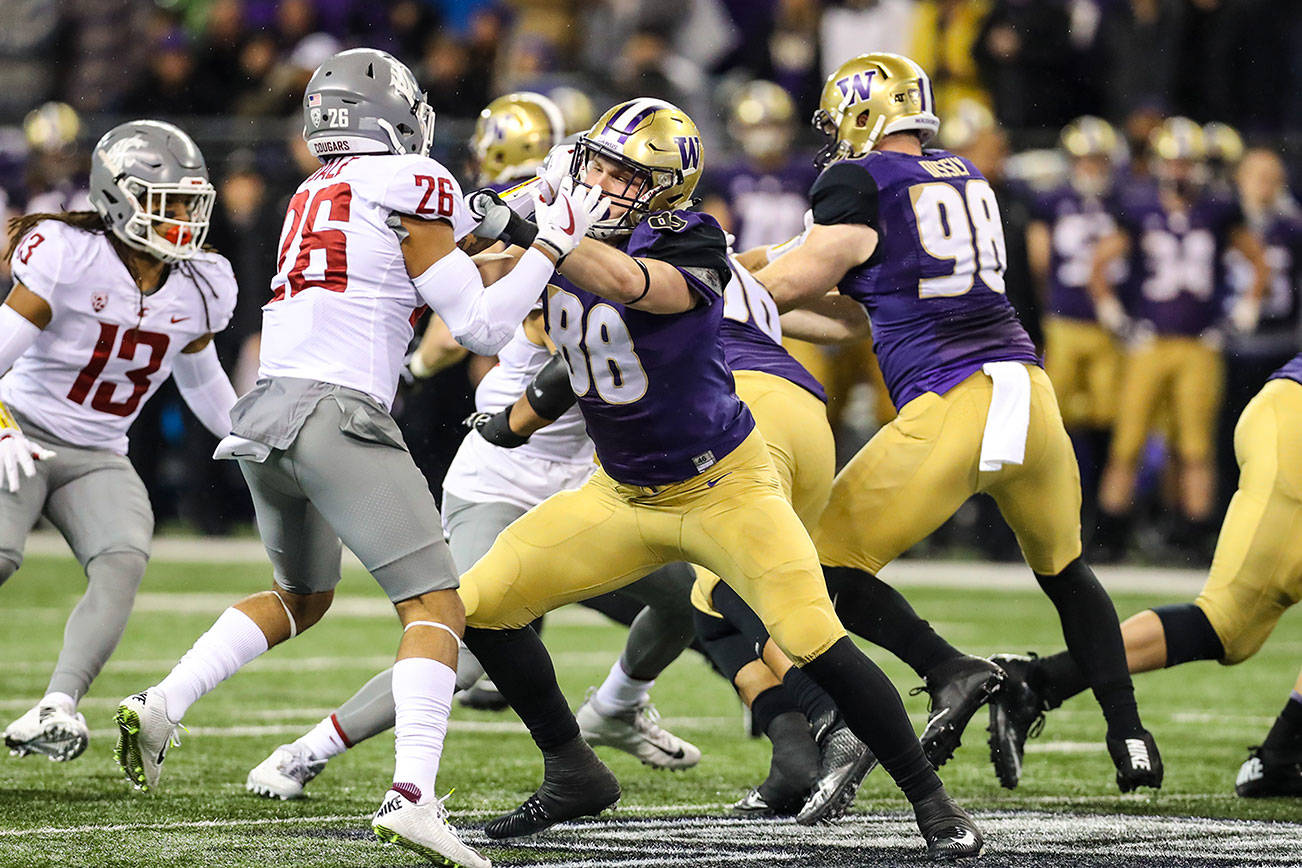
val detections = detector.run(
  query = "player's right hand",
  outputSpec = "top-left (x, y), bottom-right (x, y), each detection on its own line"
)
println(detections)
top-left (0, 428), bottom-right (54, 493)
top-left (532, 181), bottom-right (609, 262)
top-left (534, 144), bottom-right (576, 205)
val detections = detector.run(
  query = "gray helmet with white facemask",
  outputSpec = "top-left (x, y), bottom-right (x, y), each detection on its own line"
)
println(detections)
top-left (302, 48), bottom-right (435, 161)
top-left (88, 119), bottom-right (215, 262)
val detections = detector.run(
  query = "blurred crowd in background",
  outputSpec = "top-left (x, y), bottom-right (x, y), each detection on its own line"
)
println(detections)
top-left (1, 0), bottom-right (1300, 568)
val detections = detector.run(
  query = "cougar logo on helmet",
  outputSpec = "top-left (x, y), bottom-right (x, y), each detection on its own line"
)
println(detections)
top-left (98, 135), bottom-right (150, 175)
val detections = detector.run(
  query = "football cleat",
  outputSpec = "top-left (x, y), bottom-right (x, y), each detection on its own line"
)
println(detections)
top-left (733, 765), bottom-right (807, 818)
top-left (1235, 745), bottom-right (1302, 798)
top-left (796, 713), bottom-right (877, 825)
top-left (917, 655), bottom-right (1005, 769)
top-left (1107, 729), bottom-right (1163, 792)
top-left (114, 690), bottom-right (181, 792)
top-left (4, 701), bottom-right (89, 762)
top-left (576, 689), bottom-right (701, 771)
top-left (373, 788), bottom-right (491, 868)
top-left (246, 743), bottom-right (327, 800)
top-left (986, 653), bottom-right (1048, 789)
top-left (456, 678), bottom-right (510, 712)
top-left (913, 788), bottom-right (984, 862)
top-left (483, 745), bottom-right (620, 840)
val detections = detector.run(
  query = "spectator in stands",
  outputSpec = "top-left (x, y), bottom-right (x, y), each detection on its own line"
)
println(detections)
top-left (975, 0), bottom-right (1080, 131)
top-left (1098, 0), bottom-right (1182, 122)
top-left (819, 0), bottom-right (913, 79)
top-left (122, 28), bottom-right (220, 117)
top-left (194, 0), bottom-right (252, 115)
top-left (909, 0), bottom-right (993, 121)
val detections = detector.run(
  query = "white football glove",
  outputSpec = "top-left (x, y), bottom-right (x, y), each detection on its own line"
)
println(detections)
top-left (1228, 295), bottom-right (1262, 334)
top-left (0, 427), bottom-right (54, 493)
top-left (532, 181), bottom-right (609, 262)
top-left (1095, 295), bottom-right (1131, 339)
top-left (534, 144), bottom-right (577, 206)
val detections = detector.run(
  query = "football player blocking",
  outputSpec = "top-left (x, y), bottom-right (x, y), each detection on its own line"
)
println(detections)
top-left (744, 52), bottom-right (1160, 793)
top-left (1, 120), bottom-right (238, 763)
top-left (111, 49), bottom-right (604, 868)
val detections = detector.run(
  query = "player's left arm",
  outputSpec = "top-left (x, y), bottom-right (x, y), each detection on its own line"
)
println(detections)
top-left (465, 352), bottom-right (575, 448)
top-left (778, 292), bottom-right (871, 344)
top-left (754, 163), bottom-right (879, 312)
top-left (556, 238), bottom-right (700, 314)
top-left (173, 333), bottom-right (238, 439)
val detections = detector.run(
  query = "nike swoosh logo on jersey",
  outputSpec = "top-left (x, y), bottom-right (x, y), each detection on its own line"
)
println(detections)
top-left (170, 315), bottom-right (189, 323)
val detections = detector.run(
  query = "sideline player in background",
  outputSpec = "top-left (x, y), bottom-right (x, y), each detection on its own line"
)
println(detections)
top-left (113, 49), bottom-right (593, 867)
top-left (991, 353), bottom-right (1302, 798)
top-left (1090, 117), bottom-right (1269, 562)
top-left (459, 97), bottom-right (984, 860)
top-left (755, 53), bottom-right (1161, 793)
top-left (1, 120), bottom-right (238, 762)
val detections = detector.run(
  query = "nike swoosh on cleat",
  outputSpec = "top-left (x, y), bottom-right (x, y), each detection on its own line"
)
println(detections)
top-left (646, 742), bottom-right (685, 760)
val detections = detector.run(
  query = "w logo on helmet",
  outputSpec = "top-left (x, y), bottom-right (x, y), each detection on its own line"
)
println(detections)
top-left (836, 71), bottom-right (876, 102)
top-left (674, 136), bottom-right (701, 171)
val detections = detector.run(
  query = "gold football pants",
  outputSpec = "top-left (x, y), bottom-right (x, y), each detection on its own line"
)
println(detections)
top-left (815, 365), bottom-right (1083, 576)
top-left (1043, 316), bottom-right (1121, 429)
top-left (1195, 378), bottom-right (1302, 663)
top-left (459, 428), bottom-right (846, 665)
top-left (1109, 336), bottom-right (1224, 466)
top-left (690, 370), bottom-right (836, 616)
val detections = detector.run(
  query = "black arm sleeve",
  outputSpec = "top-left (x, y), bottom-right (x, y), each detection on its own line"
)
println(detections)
top-left (525, 352), bottom-right (577, 420)
top-left (810, 162), bottom-right (879, 228)
top-left (638, 215), bottom-right (731, 297)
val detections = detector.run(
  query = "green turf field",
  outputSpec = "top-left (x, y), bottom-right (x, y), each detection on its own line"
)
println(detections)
top-left (1, 552), bottom-right (1299, 867)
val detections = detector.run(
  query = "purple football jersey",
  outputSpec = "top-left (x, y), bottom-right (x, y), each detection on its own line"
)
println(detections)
top-left (1226, 212), bottom-right (1302, 329)
top-left (546, 211), bottom-right (755, 486)
top-left (1117, 189), bottom-right (1244, 336)
top-left (720, 256), bottom-right (827, 402)
top-left (707, 156), bottom-right (819, 250)
top-left (1270, 352), bottom-right (1302, 385)
top-left (813, 150), bottom-right (1040, 410)
top-left (1032, 185), bottom-right (1123, 322)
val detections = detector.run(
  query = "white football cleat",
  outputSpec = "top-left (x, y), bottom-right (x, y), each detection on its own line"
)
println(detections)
top-left (246, 743), bottom-right (326, 800)
top-left (4, 701), bottom-right (89, 762)
top-left (372, 789), bottom-right (491, 868)
top-left (576, 689), bottom-right (701, 771)
top-left (114, 690), bottom-right (181, 792)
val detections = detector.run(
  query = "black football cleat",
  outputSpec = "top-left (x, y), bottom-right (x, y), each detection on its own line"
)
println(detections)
top-left (732, 765), bottom-right (807, 818)
top-left (483, 741), bottom-right (621, 839)
top-left (986, 653), bottom-right (1048, 789)
top-left (913, 788), bottom-right (983, 862)
top-left (1107, 729), bottom-right (1163, 792)
top-left (917, 655), bottom-right (1006, 769)
top-left (1235, 745), bottom-right (1302, 798)
top-left (456, 678), bottom-right (510, 712)
top-left (796, 712), bottom-right (878, 825)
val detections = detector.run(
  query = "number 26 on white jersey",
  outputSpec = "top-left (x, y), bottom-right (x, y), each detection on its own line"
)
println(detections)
top-left (548, 289), bottom-right (649, 404)
top-left (910, 179), bottom-right (1007, 298)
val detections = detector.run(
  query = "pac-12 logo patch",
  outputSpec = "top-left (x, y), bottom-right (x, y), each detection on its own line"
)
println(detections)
top-left (91, 291), bottom-right (108, 312)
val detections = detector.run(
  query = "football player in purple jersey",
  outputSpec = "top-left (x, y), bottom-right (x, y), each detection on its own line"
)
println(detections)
top-left (751, 52), bottom-right (1161, 794)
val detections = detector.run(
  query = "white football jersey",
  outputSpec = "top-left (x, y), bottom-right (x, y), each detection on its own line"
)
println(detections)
top-left (259, 153), bottom-right (477, 409)
top-left (3, 220), bottom-right (238, 454)
top-left (442, 321), bottom-right (595, 510)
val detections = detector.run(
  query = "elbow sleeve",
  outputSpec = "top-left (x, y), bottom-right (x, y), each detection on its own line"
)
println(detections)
top-left (525, 353), bottom-right (577, 420)
top-left (172, 343), bottom-right (237, 438)
top-left (0, 304), bottom-right (43, 375)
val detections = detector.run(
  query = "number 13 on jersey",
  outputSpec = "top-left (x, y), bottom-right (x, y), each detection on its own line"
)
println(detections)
top-left (548, 289), bottom-right (649, 404)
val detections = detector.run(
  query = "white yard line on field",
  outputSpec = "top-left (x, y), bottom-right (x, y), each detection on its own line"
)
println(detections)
top-left (21, 530), bottom-right (1210, 595)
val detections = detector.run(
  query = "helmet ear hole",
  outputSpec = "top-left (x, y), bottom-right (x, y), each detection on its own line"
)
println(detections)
top-left (856, 111), bottom-right (871, 129)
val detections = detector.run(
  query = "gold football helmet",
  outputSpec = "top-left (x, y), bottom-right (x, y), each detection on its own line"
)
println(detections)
top-left (470, 92), bottom-right (565, 187)
top-left (1060, 116), bottom-right (1119, 159)
top-left (23, 101), bottom-right (81, 153)
top-left (1203, 121), bottom-right (1244, 167)
top-left (729, 80), bottom-right (796, 161)
top-left (570, 98), bottom-right (703, 238)
top-left (1148, 116), bottom-right (1206, 162)
top-left (812, 53), bottom-right (939, 168)
top-left (936, 99), bottom-right (995, 152)
top-left (548, 86), bottom-right (596, 137)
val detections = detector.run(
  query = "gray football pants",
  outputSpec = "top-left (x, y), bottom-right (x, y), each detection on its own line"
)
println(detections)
top-left (0, 413), bottom-right (152, 702)
top-left (330, 495), bottom-right (697, 745)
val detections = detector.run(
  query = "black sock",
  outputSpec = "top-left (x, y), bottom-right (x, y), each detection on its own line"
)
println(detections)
top-left (751, 684), bottom-right (799, 734)
top-left (1262, 696), bottom-right (1302, 752)
top-left (823, 565), bottom-right (963, 678)
top-left (1036, 559), bottom-right (1142, 737)
top-left (463, 625), bottom-right (579, 750)
top-left (1034, 650), bottom-right (1090, 709)
top-left (800, 636), bottom-right (942, 803)
top-left (782, 664), bottom-right (839, 730)
top-left (764, 707), bottom-right (819, 790)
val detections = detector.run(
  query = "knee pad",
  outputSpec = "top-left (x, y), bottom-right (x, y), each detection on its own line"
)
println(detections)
top-left (84, 551), bottom-right (147, 593)
top-left (1153, 603), bottom-right (1225, 666)
top-left (693, 609), bottom-right (760, 682)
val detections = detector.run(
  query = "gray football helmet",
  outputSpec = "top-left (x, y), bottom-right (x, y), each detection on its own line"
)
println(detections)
top-left (302, 48), bottom-right (435, 160)
top-left (88, 120), bottom-right (215, 262)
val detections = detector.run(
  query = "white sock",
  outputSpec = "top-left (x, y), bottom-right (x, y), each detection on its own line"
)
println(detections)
top-left (593, 659), bottom-right (653, 714)
top-left (391, 657), bottom-right (455, 805)
top-left (294, 715), bottom-right (350, 761)
top-left (155, 608), bottom-right (269, 723)
top-left (41, 692), bottom-right (76, 714)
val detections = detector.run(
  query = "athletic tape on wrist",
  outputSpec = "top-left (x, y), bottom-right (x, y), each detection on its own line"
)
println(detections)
top-left (403, 620), bottom-right (461, 643)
